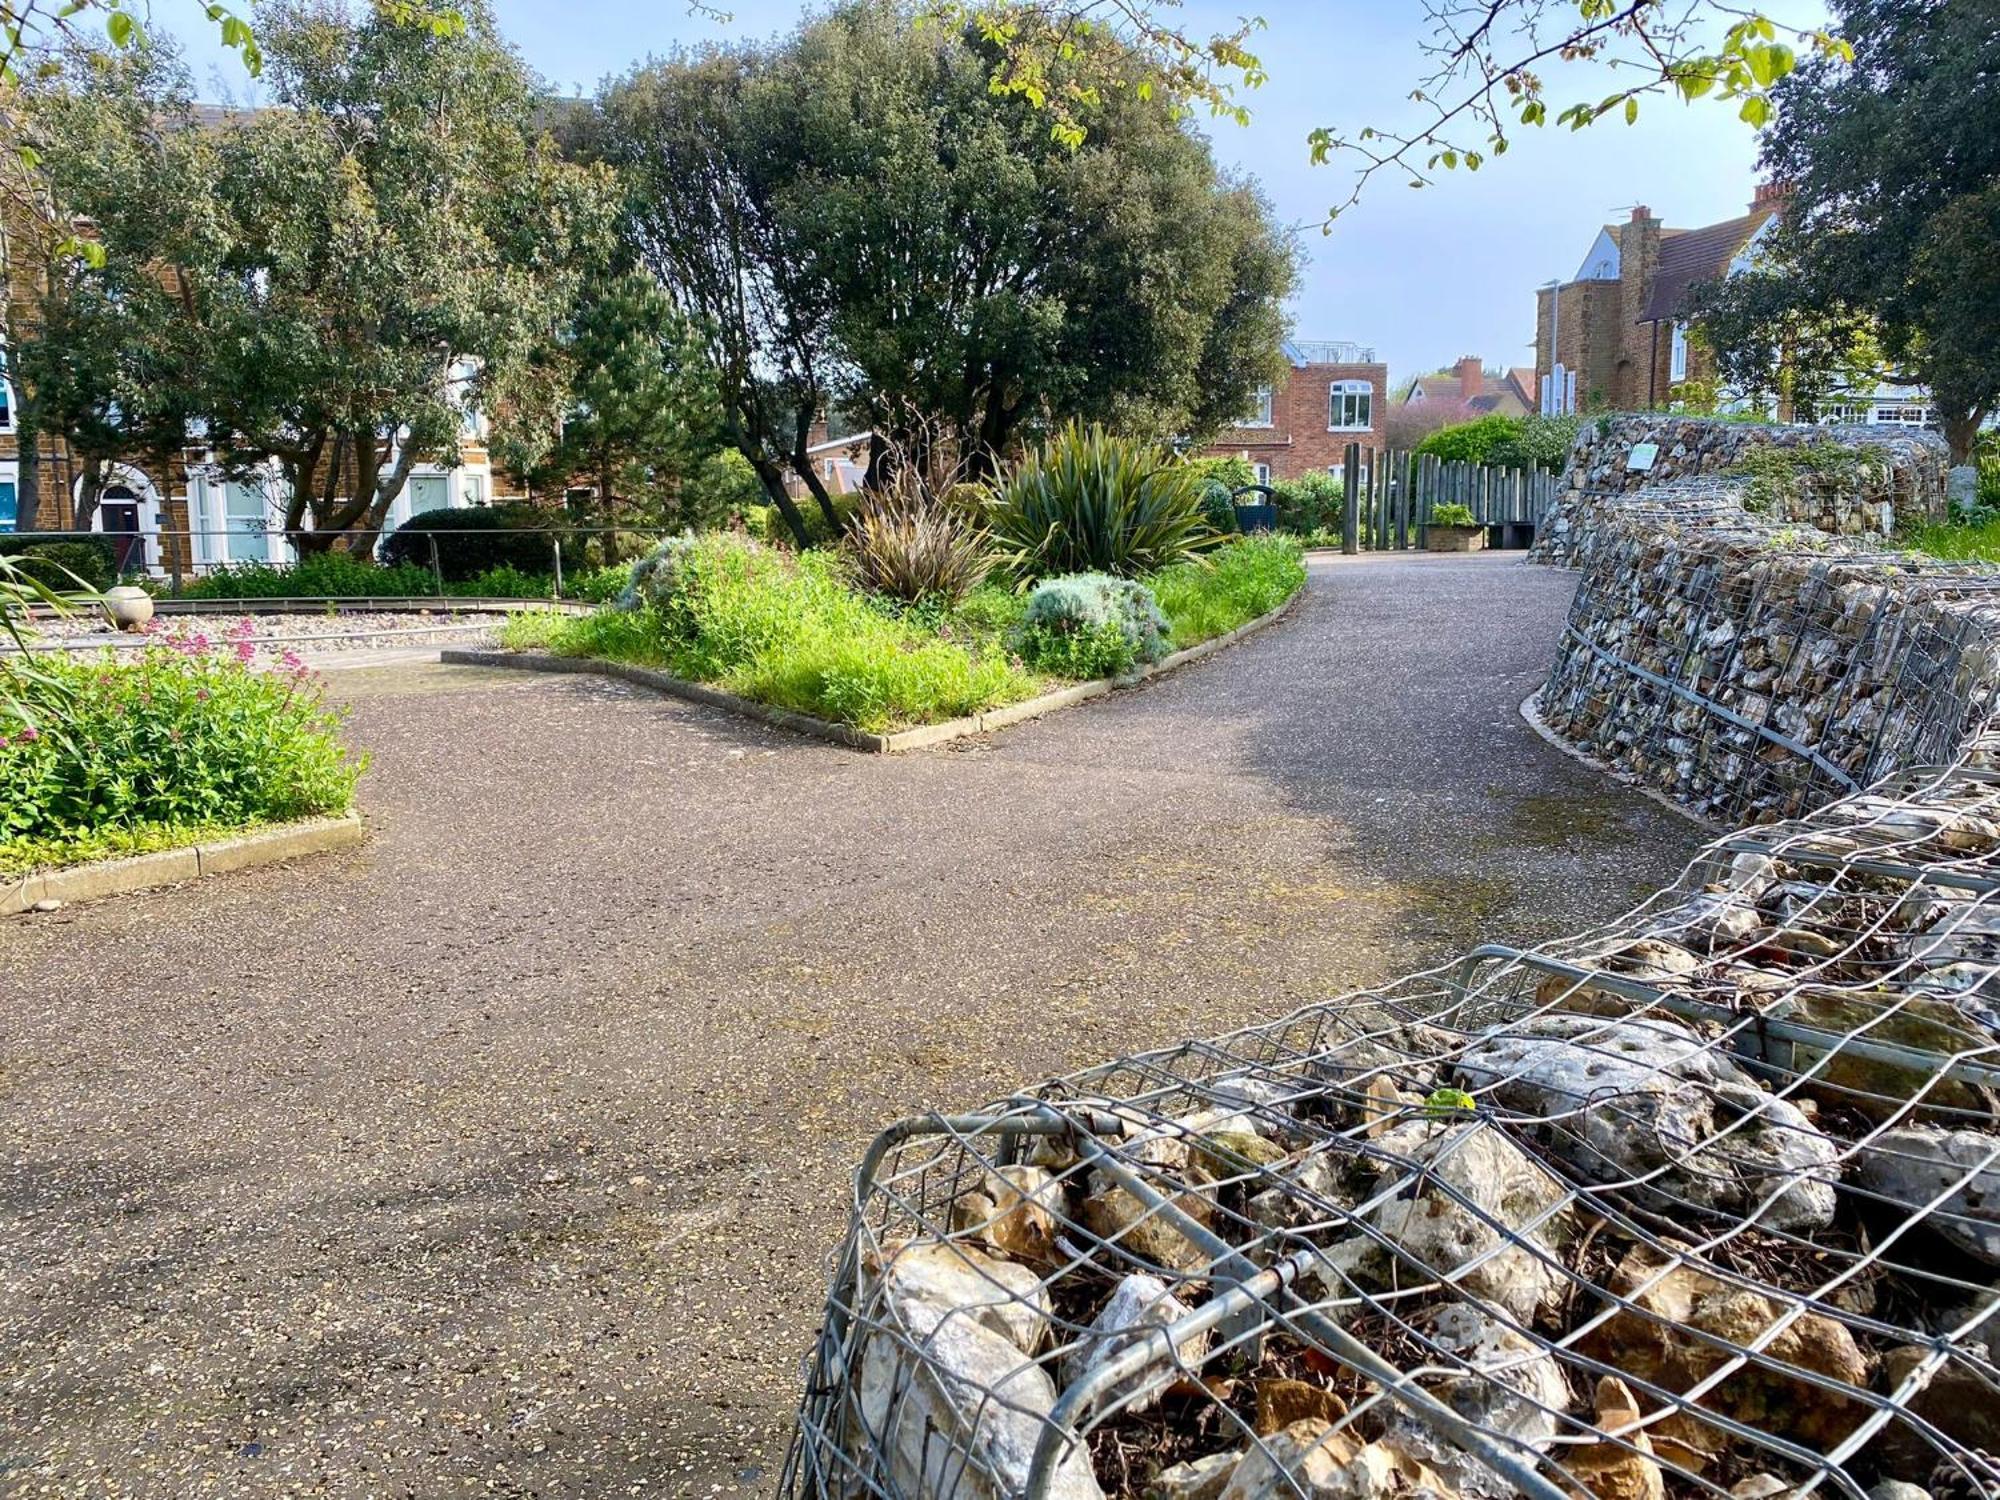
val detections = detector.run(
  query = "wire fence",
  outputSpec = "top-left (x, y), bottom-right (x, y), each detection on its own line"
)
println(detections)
top-left (784, 745), bottom-right (2000, 1500)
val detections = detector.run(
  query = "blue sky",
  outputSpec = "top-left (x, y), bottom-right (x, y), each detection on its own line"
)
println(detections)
top-left (165, 0), bottom-right (1830, 381)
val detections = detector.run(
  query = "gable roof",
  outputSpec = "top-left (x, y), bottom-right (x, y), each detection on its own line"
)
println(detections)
top-left (1506, 368), bottom-right (1538, 408)
top-left (1641, 210), bottom-right (1774, 322)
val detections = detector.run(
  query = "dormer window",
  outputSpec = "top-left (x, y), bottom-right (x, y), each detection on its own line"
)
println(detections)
top-left (1243, 387), bottom-right (1274, 427)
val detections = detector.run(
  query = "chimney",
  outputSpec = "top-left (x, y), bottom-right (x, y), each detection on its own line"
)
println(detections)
top-left (1751, 180), bottom-right (1789, 216)
top-left (1629, 205), bottom-right (1653, 223)
top-left (1455, 356), bottom-right (1483, 398)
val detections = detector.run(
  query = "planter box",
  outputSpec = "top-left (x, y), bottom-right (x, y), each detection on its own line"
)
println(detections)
top-left (1426, 524), bottom-right (1487, 553)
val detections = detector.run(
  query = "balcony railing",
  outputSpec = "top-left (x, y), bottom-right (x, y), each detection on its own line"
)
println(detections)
top-left (1286, 338), bottom-right (1377, 365)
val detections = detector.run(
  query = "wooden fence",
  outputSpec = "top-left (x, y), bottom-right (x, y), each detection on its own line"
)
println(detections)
top-left (1335, 445), bottom-right (1559, 554)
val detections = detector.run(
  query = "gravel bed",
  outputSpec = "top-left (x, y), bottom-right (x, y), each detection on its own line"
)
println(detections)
top-left (7, 609), bottom-right (508, 658)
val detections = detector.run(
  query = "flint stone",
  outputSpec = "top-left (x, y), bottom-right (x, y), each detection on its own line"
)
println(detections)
top-left (856, 1239), bottom-right (1101, 1500)
top-left (1383, 1303), bottom-right (1568, 1500)
top-left (1849, 1127), bottom-right (2000, 1267)
top-left (1868, 1483), bottom-right (1932, 1500)
top-left (1364, 1121), bottom-right (1573, 1321)
top-left (1063, 1273), bottom-right (1207, 1416)
top-left (1218, 1418), bottom-right (1454, 1500)
top-left (1453, 1014), bottom-right (1838, 1231)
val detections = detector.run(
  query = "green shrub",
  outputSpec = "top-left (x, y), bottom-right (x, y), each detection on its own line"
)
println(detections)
top-left (1485, 413), bottom-right (1581, 473)
top-left (617, 533), bottom-right (701, 611)
top-left (445, 564), bottom-right (553, 598)
top-left (380, 502), bottom-right (562, 580)
top-left (1269, 471), bottom-right (1343, 534)
top-left (741, 491), bottom-right (861, 549)
top-left (505, 534), bottom-right (1034, 732)
top-left (12, 539), bottom-right (116, 592)
top-left (1147, 535), bottom-right (1306, 648)
top-left (1196, 480), bottom-right (1238, 535)
top-left (0, 623), bottom-right (363, 872)
top-left (177, 552), bottom-right (437, 600)
top-left (1414, 414), bottom-right (1523, 466)
top-left (844, 485), bottom-right (993, 604)
top-left (1429, 502), bottom-right (1478, 527)
top-left (1016, 572), bottom-right (1170, 677)
top-left (568, 562), bottom-right (634, 605)
top-left (986, 423), bottom-right (1214, 579)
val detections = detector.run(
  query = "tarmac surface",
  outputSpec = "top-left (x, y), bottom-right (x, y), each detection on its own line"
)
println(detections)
top-left (0, 551), bottom-right (1707, 1497)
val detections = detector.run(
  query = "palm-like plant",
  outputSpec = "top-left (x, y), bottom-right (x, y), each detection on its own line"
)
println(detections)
top-left (985, 423), bottom-right (1217, 579)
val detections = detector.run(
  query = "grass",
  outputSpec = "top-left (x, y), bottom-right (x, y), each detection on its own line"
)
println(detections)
top-left (500, 536), bottom-right (1042, 733)
top-left (1148, 535), bottom-right (1307, 648)
top-left (498, 530), bottom-right (1309, 733)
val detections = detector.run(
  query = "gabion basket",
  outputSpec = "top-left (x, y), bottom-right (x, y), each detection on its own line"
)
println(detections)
top-left (783, 748), bottom-right (2000, 1500)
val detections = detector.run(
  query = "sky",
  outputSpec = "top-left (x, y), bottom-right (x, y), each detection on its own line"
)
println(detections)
top-left (161, 0), bottom-right (1832, 382)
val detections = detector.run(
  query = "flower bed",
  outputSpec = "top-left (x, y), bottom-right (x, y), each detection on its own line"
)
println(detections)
top-left (0, 618), bottom-right (365, 875)
top-left (496, 534), bottom-right (1306, 734)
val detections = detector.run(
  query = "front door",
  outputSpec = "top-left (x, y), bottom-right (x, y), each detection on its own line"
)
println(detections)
top-left (101, 487), bottom-right (143, 574)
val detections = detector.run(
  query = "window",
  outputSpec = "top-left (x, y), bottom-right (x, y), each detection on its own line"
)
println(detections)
top-left (1669, 321), bottom-right (1689, 383)
top-left (1244, 387), bottom-right (1274, 427)
top-left (462, 473), bottom-right (487, 508)
top-left (0, 478), bottom-right (15, 531)
top-left (1328, 380), bottom-right (1372, 432)
top-left (1252, 463), bottom-right (1271, 486)
top-left (408, 474), bottom-right (450, 514)
top-left (0, 343), bottom-right (12, 431)
top-left (222, 480), bottom-right (267, 563)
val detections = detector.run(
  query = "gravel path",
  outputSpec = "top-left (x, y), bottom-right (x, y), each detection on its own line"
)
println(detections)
top-left (0, 551), bottom-right (1704, 1498)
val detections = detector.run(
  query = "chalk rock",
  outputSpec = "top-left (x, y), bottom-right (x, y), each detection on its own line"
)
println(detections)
top-left (952, 1164), bottom-right (1063, 1265)
top-left (1453, 1014), bottom-right (1839, 1230)
top-left (1850, 1127), bottom-right (2000, 1267)
top-left (855, 1239), bottom-right (1101, 1500)
top-left (1383, 1303), bottom-right (1568, 1500)
top-left (1155, 1451), bottom-right (1240, 1500)
top-left (1218, 1419), bottom-right (1455, 1500)
top-left (1868, 1483), bottom-right (1932, 1500)
top-left (1365, 1121), bottom-right (1573, 1322)
top-left (1062, 1273), bottom-right (1207, 1416)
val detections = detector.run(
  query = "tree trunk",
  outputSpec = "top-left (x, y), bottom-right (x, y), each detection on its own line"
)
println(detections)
top-left (1944, 409), bottom-right (1984, 465)
top-left (72, 458), bottom-right (107, 532)
top-left (748, 451), bottom-right (812, 548)
top-left (789, 445), bottom-right (842, 540)
top-left (14, 412), bottom-right (40, 532)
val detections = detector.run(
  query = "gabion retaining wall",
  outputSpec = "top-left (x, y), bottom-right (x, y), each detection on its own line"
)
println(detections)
top-left (1533, 416), bottom-right (1950, 567)
top-left (783, 752), bottom-right (2000, 1500)
top-left (1539, 498), bottom-right (2000, 825)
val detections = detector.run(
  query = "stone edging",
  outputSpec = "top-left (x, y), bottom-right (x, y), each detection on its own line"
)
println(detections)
top-left (1518, 688), bottom-right (1717, 830)
top-left (443, 586), bottom-right (1304, 754)
top-left (2, 811), bottom-right (366, 917)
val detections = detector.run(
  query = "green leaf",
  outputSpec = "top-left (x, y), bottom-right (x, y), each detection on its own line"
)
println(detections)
top-left (1623, 96), bottom-right (1639, 125)
top-left (105, 10), bottom-right (136, 47)
top-left (1423, 1087), bottom-right (1478, 1117)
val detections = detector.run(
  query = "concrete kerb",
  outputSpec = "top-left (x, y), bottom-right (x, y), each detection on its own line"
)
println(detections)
top-left (1, 812), bottom-right (367, 917)
top-left (441, 585), bottom-right (1305, 754)
top-left (1518, 688), bottom-right (1718, 830)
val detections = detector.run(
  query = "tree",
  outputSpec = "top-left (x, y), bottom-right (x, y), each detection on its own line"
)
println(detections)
top-left (1680, 269), bottom-right (1878, 423)
top-left (26, 0), bottom-right (614, 551)
top-left (1686, 0), bottom-right (2000, 458)
top-left (596, 1), bottom-right (1295, 521)
top-left (504, 268), bottom-right (726, 541)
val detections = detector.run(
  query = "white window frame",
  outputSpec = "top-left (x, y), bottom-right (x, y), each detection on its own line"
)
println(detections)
top-left (1243, 387), bottom-right (1274, 428)
top-left (1328, 380), bottom-right (1373, 433)
top-left (1669, 321), bottom-right (1689, 383)
top-left (1252, 462), bottom-right (1272, 486)
top-left (0, 342), bottom-right (14, 433)
top-left (0, 460), bottom-right (17, 531)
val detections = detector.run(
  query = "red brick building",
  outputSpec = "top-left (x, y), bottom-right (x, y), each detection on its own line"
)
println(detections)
top-left (1399, 356), bottom-right (1535, 417)
top-left (1198, 339), bottom-right (1388, 484)
top-left (1534, 188), bottom-right (1783, 413)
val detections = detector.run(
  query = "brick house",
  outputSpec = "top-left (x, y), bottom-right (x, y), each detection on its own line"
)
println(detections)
top-left (1197, 340), bottom-right (1388, 484)
top-left (1398, 356), bottom-right (1535, 417)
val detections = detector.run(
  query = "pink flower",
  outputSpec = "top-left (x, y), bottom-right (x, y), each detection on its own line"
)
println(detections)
top-left (235, 641), bottom-right (256, 663)
top-left (0, 734), bottom-right (10, 749)
top-left (18, 726), bottom-right (38, 743)
top-left (195, 688), bottom-right (211, 702)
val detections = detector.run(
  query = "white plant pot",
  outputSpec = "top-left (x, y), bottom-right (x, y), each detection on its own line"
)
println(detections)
top-left (103, 585), bottom-right (155, 632)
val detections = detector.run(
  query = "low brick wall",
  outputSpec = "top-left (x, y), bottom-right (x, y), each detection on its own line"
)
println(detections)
top-left (1533, 415), bottom-right (1950, 566)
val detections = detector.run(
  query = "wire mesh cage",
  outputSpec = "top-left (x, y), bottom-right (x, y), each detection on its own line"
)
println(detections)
top-left (1540, 499), bottom-right (2000, 828)
top-left (783, 752), bottom-right (2000, 1500)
